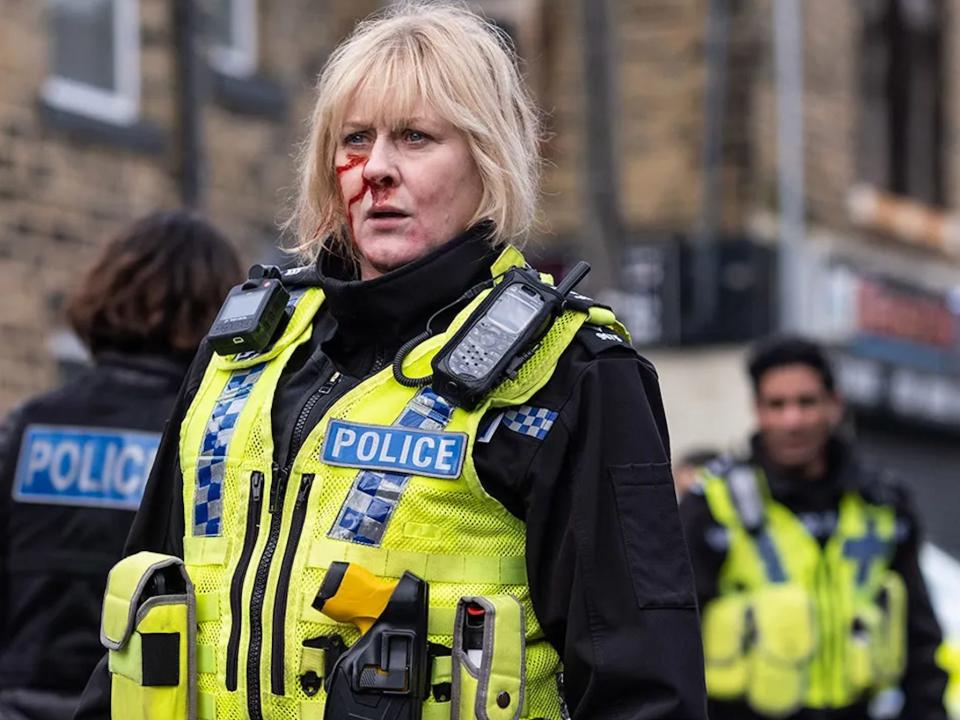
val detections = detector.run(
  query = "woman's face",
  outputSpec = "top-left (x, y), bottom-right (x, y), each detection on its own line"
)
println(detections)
top-left (334, 98), bottom-right (484, 280)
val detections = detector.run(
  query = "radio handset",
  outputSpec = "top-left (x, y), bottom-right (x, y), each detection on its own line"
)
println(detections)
top-left (427, 262), bottom-right (591, 409)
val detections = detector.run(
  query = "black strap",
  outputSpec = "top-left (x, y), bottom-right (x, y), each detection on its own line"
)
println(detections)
top-left (427, 642), bottom-right (452, 703)
top-left (298, 634), bottom-right (345, 697)
top-left (281, 264), bottom-right (322, 288)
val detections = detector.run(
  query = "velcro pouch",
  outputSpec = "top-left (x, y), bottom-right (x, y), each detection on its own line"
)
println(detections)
top-left (101, 551), bottom-right (196, 720)
top-left (702, 593), bottom-right (751, 699)
top-left (746, 584), bottom-right (816, 718)
top-left (451, 595), bottom-right (525, 720)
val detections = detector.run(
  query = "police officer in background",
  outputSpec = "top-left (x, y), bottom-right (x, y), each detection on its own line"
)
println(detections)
top-left (680, 336), bottom-right (949, 719)
top-left (0, 210), bottom-right (241, 720)
top-left (76, 4), bottom-right (707, 719)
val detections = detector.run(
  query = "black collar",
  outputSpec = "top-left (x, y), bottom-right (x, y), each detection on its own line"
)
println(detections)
top-left (317, 222), bottom-right (500, 356)
top-left (94, 351), bottom-right (191, 383)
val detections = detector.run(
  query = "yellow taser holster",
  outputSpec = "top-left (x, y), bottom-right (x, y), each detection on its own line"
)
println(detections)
top-left (100, 551), bottom-right (197, 720)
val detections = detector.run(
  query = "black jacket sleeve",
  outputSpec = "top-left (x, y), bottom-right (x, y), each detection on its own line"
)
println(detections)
top-left (0, 403), bottom-right (26, 633)
top-left (73, 350), bottom-right (206, 720)
top-left (889, 489), bottom-right (949, 720)
top-left (476, 337), bottom-right (708, 719)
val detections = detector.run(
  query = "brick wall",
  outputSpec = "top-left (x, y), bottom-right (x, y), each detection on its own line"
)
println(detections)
top-left (537, 0), bottom-right (760, 242)
top-left (748, 0), bottom-right (960, 233)
top-left (614, 0), bottom-right (706, 230)
top-left (0, 0), bottom-right (739, 411)
top-left (537, 0), bottom-right (587, 240)
top-left (0, 1), bottom-right (343, 413)
top-left (746, 0), bottom-right (859, 232)
top-left (10, 0), bottom-right (954, 415)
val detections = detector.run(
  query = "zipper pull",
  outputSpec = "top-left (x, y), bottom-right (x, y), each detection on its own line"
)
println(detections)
top-left (296, 474), bottom-right (315, 506)
top-left (270, 463), bottom-right (287, 514)
top-left (250, 472), bottom-right (264, 528)
top-left (319, 372), bottom-right (342, 395)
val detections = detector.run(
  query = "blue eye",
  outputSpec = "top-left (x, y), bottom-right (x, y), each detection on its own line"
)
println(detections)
top-left (404, 130), bottom-right (428, 143)
top-left (343, 132), bottom-right (368, 145)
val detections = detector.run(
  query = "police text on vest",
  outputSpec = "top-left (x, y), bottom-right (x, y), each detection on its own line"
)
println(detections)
top-left (322, 419), bottom-right (466, 479)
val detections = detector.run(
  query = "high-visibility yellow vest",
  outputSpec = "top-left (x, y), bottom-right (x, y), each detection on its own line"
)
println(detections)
top-left (174, 246), bottom-right (626, 720)
top-left (699, 463), bottom-right (907, 717)
top-left (939, 640), bottom-right (960, 719)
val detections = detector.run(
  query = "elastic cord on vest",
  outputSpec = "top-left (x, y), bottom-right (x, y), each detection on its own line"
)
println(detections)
top-left (392, 278), bottom-right (494, 388)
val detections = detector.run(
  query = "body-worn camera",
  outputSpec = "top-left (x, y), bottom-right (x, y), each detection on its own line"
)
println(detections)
top-left (430, 262), bottom-right (590, 408)
top-left (208, 265), bottom-right (290, 356)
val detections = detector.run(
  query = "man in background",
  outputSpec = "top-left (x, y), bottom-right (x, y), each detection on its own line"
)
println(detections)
top-left (680, 336), bottom-right (948, 719)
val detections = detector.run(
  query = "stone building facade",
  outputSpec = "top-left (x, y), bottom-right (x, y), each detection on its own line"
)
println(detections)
top-left (0, 0), bottom-right (372, 410)
top-left (0, 0), bottom-right (715, 412)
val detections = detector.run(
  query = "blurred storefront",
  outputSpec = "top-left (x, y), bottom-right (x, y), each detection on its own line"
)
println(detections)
top-left (812, 262), bottom-right (960, 557)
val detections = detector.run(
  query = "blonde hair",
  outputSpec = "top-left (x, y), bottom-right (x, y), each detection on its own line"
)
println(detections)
top-left (288, 1), bottom-right (542, 260)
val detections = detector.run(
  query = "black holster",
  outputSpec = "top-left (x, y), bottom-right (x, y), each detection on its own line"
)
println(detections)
top-left (323, 572), bottom-right (429, 720)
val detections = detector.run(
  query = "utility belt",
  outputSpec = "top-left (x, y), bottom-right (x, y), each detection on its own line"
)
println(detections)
top-left (702, 575), bottom-right (907, 717)
top-left (101, 555), bottom-right (534, 720)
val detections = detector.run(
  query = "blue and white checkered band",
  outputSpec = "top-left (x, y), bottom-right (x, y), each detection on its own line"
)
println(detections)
top-left (194, 363), bottom-right (267, 536)
top-left (328, 387), bottom-right (456, 547)
top-left (233, 289), bottom-right (307, 362)
top-left (502, 405), bottom-right (558, 441)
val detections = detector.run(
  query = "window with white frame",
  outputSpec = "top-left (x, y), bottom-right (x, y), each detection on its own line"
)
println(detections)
top-left (42, 0), bottom-right (140, 125)
top-left (208, 0), bottom-right (258, 78)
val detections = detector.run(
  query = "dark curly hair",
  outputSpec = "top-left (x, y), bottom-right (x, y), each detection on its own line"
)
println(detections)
top-left (66, 210), bottom-right (243, 358)
top-left (747, 335), bottom-right (836, 394)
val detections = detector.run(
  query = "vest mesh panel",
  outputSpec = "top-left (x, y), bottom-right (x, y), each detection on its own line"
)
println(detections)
top-left (495, 311), bottom-right (581, 398)
top-left (176, 256), bottom-right (616, 719)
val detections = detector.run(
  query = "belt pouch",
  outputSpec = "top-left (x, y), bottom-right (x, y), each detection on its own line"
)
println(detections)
top-left (100, 551), bottom-right (197, 720)
top-left (702, 593), bottom-right (751, 700)
top-left (451, 596), bottom-right (524, 720)
top-left (746, 583), bottom-right (816, 718)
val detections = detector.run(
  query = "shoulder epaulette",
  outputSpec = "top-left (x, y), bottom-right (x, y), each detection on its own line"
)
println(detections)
top-left (281, 264), bottom-right (321, 288)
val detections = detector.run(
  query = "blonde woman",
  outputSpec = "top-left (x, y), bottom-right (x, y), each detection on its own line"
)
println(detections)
top-left (77, 4), bottom-right (706, 718)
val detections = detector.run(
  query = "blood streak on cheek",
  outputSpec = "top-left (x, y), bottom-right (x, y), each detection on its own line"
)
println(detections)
top-left (335, 154), bottom-right (366, 176)
top-left (335, 154), bottom-right (370, 237)
top-left (346, 181), bottom-right (371, 211)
